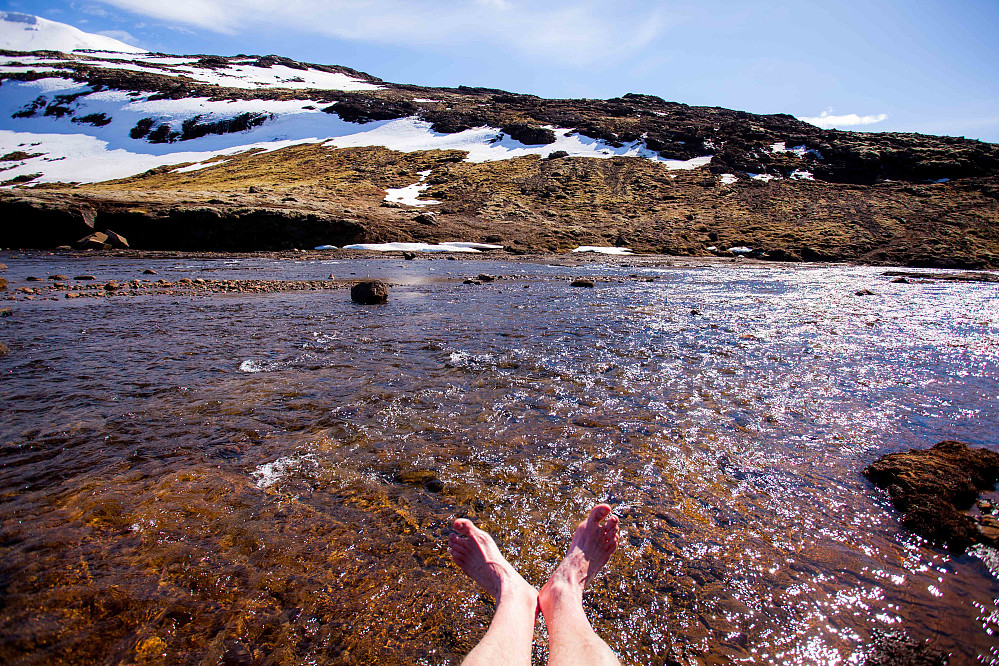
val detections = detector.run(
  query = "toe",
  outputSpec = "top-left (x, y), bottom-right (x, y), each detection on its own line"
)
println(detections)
top-left (453, 518), bottom-right (474, 535)
top-left (587, 504), bottom-right (612, 526)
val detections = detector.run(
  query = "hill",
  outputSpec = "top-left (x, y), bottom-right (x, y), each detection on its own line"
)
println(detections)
top-left (1, 15), bottom-right (997, 266)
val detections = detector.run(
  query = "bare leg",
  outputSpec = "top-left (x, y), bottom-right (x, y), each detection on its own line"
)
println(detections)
top-left (449, 518), bottom-right (539, 666)
top-left (539, 504), bottom-right (621, 666)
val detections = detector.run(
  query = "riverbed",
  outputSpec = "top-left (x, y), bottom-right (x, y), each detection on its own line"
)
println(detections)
top-left (1, 253), bottom-right (997, 665)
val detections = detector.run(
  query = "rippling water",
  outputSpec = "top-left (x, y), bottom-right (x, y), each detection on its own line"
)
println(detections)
top-left (1, 253), bottom-right (997, 665)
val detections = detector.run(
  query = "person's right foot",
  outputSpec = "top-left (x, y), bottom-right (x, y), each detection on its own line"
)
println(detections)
top-left (449, 518), bottom-right (539, 604)
top-left (539, 504), bottom-right (619, 608)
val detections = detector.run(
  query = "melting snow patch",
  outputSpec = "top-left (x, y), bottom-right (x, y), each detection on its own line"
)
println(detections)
top-left (749, 173), bottom-right (777, 182)
top-left (572, 246), bottom-right (634, 255)
top-left (720, 173), bottom-right (738, 185)
top-left (729, 246), bottom-right (753, 254)
top-left (314, 244), bottom-right (338, 250)
top-left (384, 168), bottom-right (439, 206)
top-left (791, 169), bottom-right (814, 180)
top-left (343, 242), bottom-right (504, 253)
top-left (327, 117), bottom-right (713, 166)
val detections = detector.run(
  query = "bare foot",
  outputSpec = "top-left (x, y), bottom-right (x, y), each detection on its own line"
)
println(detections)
top-left (539, 504), bottom-right (619, 607)
top-left (449, 518), bottom-right (538, 605)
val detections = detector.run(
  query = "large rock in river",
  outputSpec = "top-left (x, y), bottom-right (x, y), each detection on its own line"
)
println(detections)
top-left (864, 440), bottom-right (999, 552)
top-left (350, 280), bottom-right (389, 304)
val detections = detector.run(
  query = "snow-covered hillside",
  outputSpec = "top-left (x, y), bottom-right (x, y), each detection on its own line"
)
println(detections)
top-left (0, 14), bottom-right (710, 188)
top-left (0, 11), bottom-right (144, 54)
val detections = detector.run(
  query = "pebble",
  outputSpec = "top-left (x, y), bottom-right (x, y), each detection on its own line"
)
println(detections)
top-left (74, 275), bottom-right (97, 281)
top-left (49, 275), bottom-right (68, 280)
top-left (26, 276), bottom-right (41, 282)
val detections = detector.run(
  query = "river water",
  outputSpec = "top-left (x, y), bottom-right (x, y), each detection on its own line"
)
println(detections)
top-left (1, 253), bottom-right (997, 665)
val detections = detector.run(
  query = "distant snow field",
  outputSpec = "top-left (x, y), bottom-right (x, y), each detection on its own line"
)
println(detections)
top-left (0, 11), bottom-right (145, 53)
top-left (0, 75), bottom-right (717, 186)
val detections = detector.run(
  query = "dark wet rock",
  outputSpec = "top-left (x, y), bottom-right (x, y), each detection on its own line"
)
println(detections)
top-left (48, 274), bottom-right (68, 280)
top-left (0, 308), bottom-right (11, 317)
top-left (855, 289), bottom-right (877, 296)
top-left (477, 274), bottom-right (496, 282)
top-left (546, 150), bottom-right (569, 159)
top-left (143, 269), bottom-right (157, 275)
top-left (864, 629), bottom-right (948, 666)
top-left (891, 277), bottom-right (910, 284)
top-left (350, 280), bottom-right (389, 304)
top-left (571, 279), bottom-right (595, 288)
top-left (395, 469), bottom-right (444, 493)
top-left (690, 308), bottom-right (701, 315)
top-left (74, 275), bottom-right (97, 281)
top-left (0, 341), bottom-right (6, 357)
top-left (104, 281), bottom-right (120, 291)
top-left (463, 279), bottom-right (482, 285)
top-left (0, 277), bottom-right (6, 290)
top-left (402, 251), bottom-right (416, 260)
top-left (414, 212), bottom-right (437, 225)
top-left (26, 276), bottom-right (42, 282)
top-left (864, 440), bottom-right (999, 552)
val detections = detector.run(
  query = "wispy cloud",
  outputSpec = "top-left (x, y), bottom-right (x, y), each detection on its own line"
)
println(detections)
top-left (799, 109), bottom-right (888, 129)
top-left (97, 28), bottom-right (142, 46)
top-left (95, 0), bottom-right (668, 65)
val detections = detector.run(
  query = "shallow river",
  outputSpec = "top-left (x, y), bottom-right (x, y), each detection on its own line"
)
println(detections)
top-left (1, 253), bottom-right (997, 665)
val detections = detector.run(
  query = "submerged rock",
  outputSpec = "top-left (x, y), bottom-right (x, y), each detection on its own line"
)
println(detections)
top-left (350, 280), bottom-right (389, 304)
top-left (571, 279), bottom-right (595, 288)
top-left (864, 440), bottom-right (999, 552)
top-left (864, 629), bottom-right (948, 666)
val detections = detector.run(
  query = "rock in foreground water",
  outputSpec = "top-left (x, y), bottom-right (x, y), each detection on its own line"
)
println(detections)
top-left (351, 280), bottom-right (389, 304)
top-left (864, 440), bottom-right (999, 552)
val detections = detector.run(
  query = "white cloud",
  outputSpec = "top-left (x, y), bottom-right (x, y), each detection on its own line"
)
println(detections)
top-left (97, 29), bottom-right (142, 46)
top-left (799, 109), bottom-right (888, 129)
top-left (95, 0), bottom-right (667, 65)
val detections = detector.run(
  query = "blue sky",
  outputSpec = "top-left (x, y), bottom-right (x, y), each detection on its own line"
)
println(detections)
top-left (4, 0), bottom-right (997, 142)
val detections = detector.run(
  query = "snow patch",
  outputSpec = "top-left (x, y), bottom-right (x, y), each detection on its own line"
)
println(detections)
top-left (572, 246), bottom-right (634, 255)
top-left (790, 169), bottom-right (814, 180)
top-left (343, 242), bottom-right (504, 253)
top-left (720, 173), bottom-right (738, 185)
top-left (384, 168), bottom-right (439, 206)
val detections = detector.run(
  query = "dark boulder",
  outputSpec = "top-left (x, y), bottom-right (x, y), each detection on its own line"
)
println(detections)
top-left (350, 280), bottom-right (389, 304)
top-left (864, 440), bottom-right (999, 552)
top-left (571, 279), bottom-right (595, 288)
top-left (501, 123), bottom-right (557, 146)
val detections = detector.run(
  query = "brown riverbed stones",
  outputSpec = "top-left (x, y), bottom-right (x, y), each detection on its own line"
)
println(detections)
top-left (864, 440), bottom-right (999, 552)
top-left (350, 280), bottom-right (389, 304)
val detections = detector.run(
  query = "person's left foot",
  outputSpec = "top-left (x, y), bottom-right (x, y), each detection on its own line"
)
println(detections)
top-left (449, 518), bottom-right (539, 606)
